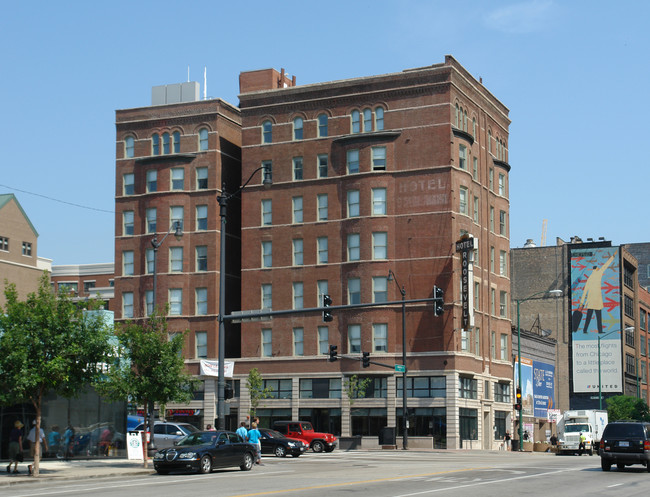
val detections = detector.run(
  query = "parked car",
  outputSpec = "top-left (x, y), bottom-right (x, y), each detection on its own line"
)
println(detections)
top-left (153, 431), bottom-right (257, 474)
top-left (258, 428), bottom-right (308, 457)
top-left (600, 421), bottom-right (650, 472)
top-left (134, 421), bottom-right (198, 450)
top-left (272, 420), bottom-right (337, 453)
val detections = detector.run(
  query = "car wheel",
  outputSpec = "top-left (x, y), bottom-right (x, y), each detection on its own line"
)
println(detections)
top-left (274, 445), bottom-right (287, 457)
top-left (156, 469), bottom-right (169, 475)
top-left (589, 448), bottom-right (594, 456)
top-left (325, 446), bottom-right (335, 453)
top-left (617, 463), bottom-right (625, 471)
top-left (312, 441), bottom-right (325, 453)
top-left (199, 455), bottom-right (212, 474)
top-left (601, 459), bottom-right (611, 471)
top-left (240, 452), bottom-right (254, 471)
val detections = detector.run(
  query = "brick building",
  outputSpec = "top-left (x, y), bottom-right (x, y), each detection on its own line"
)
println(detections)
top-left (50, 263), bottom-right (115, 309)
top-left (235, 56), bottom-right (513, 449)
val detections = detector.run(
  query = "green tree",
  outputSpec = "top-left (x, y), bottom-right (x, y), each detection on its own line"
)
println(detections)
top-left (606, 395), bottom-right (650, 422)
top-left (246, 368), bottom-right (272, 421)
top-left (96, 310), bottom-right (198, 467)
top-left (0, 275), bottom-right (112, 476)
top-left (344, 375), bottom-right (371, 406)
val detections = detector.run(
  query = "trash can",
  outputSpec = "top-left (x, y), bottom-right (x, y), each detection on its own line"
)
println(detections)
top-left (511, 439), bottom-right (520, 452)
top-left (379, 427), bottom-right (396, 446)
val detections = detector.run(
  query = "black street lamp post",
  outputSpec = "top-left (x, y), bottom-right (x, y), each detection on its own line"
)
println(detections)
top-left (388, 269), bottom-right (408, 450)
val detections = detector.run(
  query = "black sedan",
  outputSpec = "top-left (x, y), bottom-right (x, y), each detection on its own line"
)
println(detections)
top-left (153, 431), bottom-right (256, 474)
top-left (259, 428), bottom-right (308, 457)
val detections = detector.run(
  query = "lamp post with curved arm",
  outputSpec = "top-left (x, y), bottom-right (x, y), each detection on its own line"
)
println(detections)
top-left (387, 269), bottom-right (407, 450)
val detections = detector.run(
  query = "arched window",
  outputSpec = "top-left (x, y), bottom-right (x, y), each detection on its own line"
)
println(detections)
top-left (152, 133), bottom-right (160, 155)
top-left (351, 110), bottom-right (360, 133)
top-left (162, 132), bottom-right (170, 154)
top-left (472, 118), bottom-right (476, 138)
top-left (318, 114), bottom-right (328, 137)
top-left (488, 130), bottom-right (492, 154)
top-left (375, 107), bottom-right (384, 131)
top-left (463, 110), bottom-right (468, 132)
top-left (199, 128), bottom-right (209, 151)
top-left (455, 104), bottom-right (460, 128)
top-left (125, 136), bottom-right (134, 158)
top-left (262, 120), bottom-right (272, 143)
top-left (363, 108), bottom-right (372, 132)
top-left (293, 117), bottom-right (303, 140)
top-left (172, 131), bottom-right (180, 153)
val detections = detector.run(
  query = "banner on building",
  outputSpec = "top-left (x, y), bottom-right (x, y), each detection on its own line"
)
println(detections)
top-left (570, 246), bottom-right (621, 393)
top-left (200, 360), bottom-right (234, 378)
top-left (515, 357), bottom-right (555, 418)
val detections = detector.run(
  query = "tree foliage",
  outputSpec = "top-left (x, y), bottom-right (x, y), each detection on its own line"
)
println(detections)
top-left (344, 375), bottom-right (371, 406)
top-left (246, 368), bottom-right (272, 418)
top-left (606, 395), bottom-right (650, 422)
top-left (0, 274), bottom-right (113, 475)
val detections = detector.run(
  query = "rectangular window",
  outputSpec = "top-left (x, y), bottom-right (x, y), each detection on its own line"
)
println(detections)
top-left (261, 329), bottom-right (272, 357)
top-left (146, 248), bottom-right (154, 274)
top-left (317, 237), bottom-right (328, 264)
top-left (123, 211), bottom-right (134, 236)
top-left (624, 295), bottom-right (634, 318)
top-left (171, 168), bottom-right (184, 190)
top-left (372, 146), bottom-right (386, 170)
top-left (474, 281), bottom-right (480, 311)
top-left (83, 280), bottom-right (95, 293)
top-left (397, 376), bottom-right (446, 398)
top-left (499, 210), bottom-right (507, 235)
top-left (318, 327), bottom-right (329, 355)
top-left (196, 205), bottom-right (208, 231)
top-left (292, 239), bottom-right (304, 265)
top-left (499, 250), bottom-right (507, 276)
top-left (170, 247), bottom-right (183, 272)
top-left (145, 290), bottom-right (154, 316)
top-left (261, 199), bottom-right (272, 226)
top-left (459, 377), bottom-right (477, 399)
top-left (293, 157), bottom-right (303, 180)
top-left (292, 196), bottom-right (303, 223)
top-left (123, 173), bottom-right (134, 195)
top-left (146, 208), bottom-right (157, 234)
top-left (293, 282), bottom-right (304, 309)
top-left (474, 327), bottom-right (480, 356)
top-left (347, 190), bottom-right (360, 217)
top-left (196, 246), bottom-right (207, 271)
top-left (264, 379), bottom-right (292, 399)
top-left (318, 114), bottom-right (328, 137)
top-left (473, 196), bottom-right (479, 223)
top-left (317, 280), bottom-right (328, 307)
top-left (473, 157), bottom-right (478, 179)
top-left (372, 188), bottom-right (387, 215)
top-left (122, 292), bottom-right (134, 318)
top-left (349, 324), bottom-right (361, 353)
top-left (490, 206), bottom-right (495, 232)
top-left (372, 232), bottom-right (387, 260)
top-left (122, 250), bottom-right (134, 276)
top-left (373, 323), bottom-right (387, 352)
top-left (348, 278), bottom-right (361, 305)
top-left (494, 383), bottom-right (511, 403)
top-left (459, 187), bottom-right (468, 215)
top-left (500, 334), bottom-right (508, 360)
top-left (347, 233), bottom-right (360, 261)
top-left (491, 331), bottom-right (496, 359)
top-left (498, 173), bottom-right (506, 196)
top-left (373, 277), bottom-right (388, 303)
top-left (459, 144), bottom-right (467, 170)
top-left (196, 288), bottom-right (208, 315)
top-left (626, 354), bottom-right (635, 375)
top-left (196, 167), bottom-right (208, 189)
top-left (196, 331), bottom-right (207, 359)
top-left (461, 329), bottom-right (469, 351)
top-left (300, 378), bottom-right (341, 399)
top-left (489, 168), bottom-right (494, 191)
top-left (459, 408), bottom-right (478, 440)
top-left (318, 154), bottom-right (328, 178)
top-left (0, 236), bottom-right (8, 251)
top-left (170, 206), bottom-right (184, 230)
top-left (317, 194), bottom-right (328, 221)
top-left (262, 241), bottom-right (272, 268)
top-left (293, 328), bottom-right (304, 356)
top-left (261, 284), bottom-right (272, 310)
top-left (491, 288), bottom-right (496, 315)
top-left (490, 246), bottom-right (495, 273)
top-left (347, 149), bottom-right (359, 174)
top-left (146, 170), bottom-right (157, 192)
top-left (169, 288), bottom-right (183, 315)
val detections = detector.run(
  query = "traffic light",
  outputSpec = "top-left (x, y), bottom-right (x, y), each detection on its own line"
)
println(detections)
top-left (514, 386), bottom-right (522, 411)
top-left (433, 286), bottom-right (445, 316)
top-left (224, 383), bottom-right (234, 400)
top-left (362, 352), bottom-right (370, 368)
top-left (328, 344), bottom-right (338, 362)
top-left (322, 294), bottom-right (333, 322)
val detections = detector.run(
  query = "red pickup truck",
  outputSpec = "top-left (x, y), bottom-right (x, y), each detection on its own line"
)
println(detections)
top-left (272, 421), bottom-right (337, 453)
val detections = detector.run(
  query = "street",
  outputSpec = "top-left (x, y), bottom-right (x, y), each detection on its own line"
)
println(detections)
top-left (3, 450), bottom-right (650, 497)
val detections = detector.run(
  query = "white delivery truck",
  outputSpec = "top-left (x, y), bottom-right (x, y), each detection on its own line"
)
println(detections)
top-left (556, 410), bottom-right (608, 455)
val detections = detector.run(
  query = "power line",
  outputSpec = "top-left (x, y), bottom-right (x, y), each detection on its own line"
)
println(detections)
top-left (0, 184), bottom-right (114, 214)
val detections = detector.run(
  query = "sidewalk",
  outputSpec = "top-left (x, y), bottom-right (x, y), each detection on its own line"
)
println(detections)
top-left (1, 458), bottom-right (153, 486)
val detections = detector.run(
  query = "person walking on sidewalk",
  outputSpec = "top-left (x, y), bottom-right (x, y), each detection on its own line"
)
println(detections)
top-left (236, 421), bottom-right (248, 441)
top-left (27, 420), bottom-right (48, 475)
top-left (246, 422), bottom-right (262, 465)
top-left (7, 420), bottom-right (25, 474)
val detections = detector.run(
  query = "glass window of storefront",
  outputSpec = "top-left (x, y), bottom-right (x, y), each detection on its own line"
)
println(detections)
top-left (397, 407), bottom-right (447, 448)
top-left (350, 408), bottom-right (387, 436)
top-left (263, 379), bottom-right (292, 399)
top-left (299, 408), bottom-right (341, 436)
top-left (494, 410), bottom-right (507, 440)
top-left (299, 378), bottom-right (341, 398)
top-left (459, 408), bottom-right (478, 440)
top-left (397, 376), bottom-right (446, 398)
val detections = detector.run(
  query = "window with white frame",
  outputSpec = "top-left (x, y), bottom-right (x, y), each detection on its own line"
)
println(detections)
top-left (145, 248), bottom-right (154, 274)
top-left (293, 157), bottom-right (303, 180)
top-left (318, 326), bottom-right (329, 355)
top-left (169, 288), bottom-right (182, 315)
top-left (473, 157), bottom-right (478, 179)
top-left (474, 327), bottom-right (480, 356)
top-left (293, 239), bottom-right (304, 265)
top-left (196, 167), bottom-right (208, 189)
top-left (372, 146), bottom-right (386, 170)
top-left (351, 110), bottom-right (360, 133)
top-left (196, 288), bottom-right (208, 315)
top-left (490, 206), bottom-right (495, 232)
top-left (292, 196), bottom-right (303, 223)
top-left (317, 194), bottom-right (328, 221)
top-left (125, 136), bottom-right (134, 158)
top-left (261, 283), bottom-right (272, 310)
top-left (0, 237), bottom-right (8, 252)
top-left (459, 144), bottom-right (467, 170)
top-left (293, 117), bottom-right (303, 140)
top-left (363, 108), bottom-right (372, 132)
top-left (373, 277), bottom-right (388, 303)
top-left (491, 331), bottom-right (496, 359)
top-left (123, 173), bottom-right (134, 195)
top-left (373, 323), bottom-right (388, 352)
top-left (318, 114), bottom-right (328, 137)
top-left (318, 154), bottom-right (328, 178)
top-left (347, 190), bottom-right (360, 217)
top-left (491, 288), bottom-right (496, 315)
top-left (317, 237), bottom-right (328, 264)
top-left (372, 232), bottom-right (387, 260)
top-left (122, 292), bottom-right (134, 318)
top-left (375, 107), bottom-right (384, 130)
top-left (196, 246), bottom-right (207, 272)
top-left (172, 131), bottom-right (180, 153)
top-left (499, 291), bottom-right (508, 317)
top-left (317, 280), bottom-right (328, 306)
top-left (500, 334), bottom-right (508, 360)
top-left (498, 173), bottom-right (506, 196)
top-left (293, 281), bottom-right (304, 309)
top-left (262, 329), bottom-right (272, 357)
top-left (199, 128), bottom-right (209, 151)
top-left (348, 278), bottom-right (360, 305)
top-left (461, 329), bottom-right (469, 351)
top-left (169, 247), bottom-right (183, 272)
top-left (474, 281), bottom-right (480, 311)
top-left (490, 246), bottom-right (495, 273)
top-left (262, 241), bottom-right (272, 268)
top-left (196, 205), bottom-right (208, 231)
top-left (349, 324), bottom-right (361, 353)
top-left (262, 121), bottom-right (272, 144)
top-left (499, 210), bottom-right (507, 236)
top-left (347, 233), bottom-right (360, 261)
top-left (170, 206), bottom-right (184, 230)
top-left (459, 187), bottom-right (468, 215)
top-left (146, 208), bottom-right (157, 234)
top-left (145, 290), bottom-right (154, 316)
top-left (459, 377), bottom-right (477, 399)
top-left (195, 331), bottom-right (207, 358)
top-left (261, 199), bottom-right (272, 226)
top-left (146, 169), bottom-right (157, 192)
top-left (499, 250), bottom-right (507, 276)
top-left (171, 168), bottom-right (184, 190)
top-left (372, 188), bottom-right (386, 215)
top-left (123, 211), bottom-right (134, 236)
top-left (122, 250), bottom-right (134, 276)
top-left (152, 133), bottom-right (160, 155)
top-left (293, 328), bottom-right (304, 356)
top-left (489, 168), bottom-right (494, 190)
top-left (347, 149), bottom-right (359, 174)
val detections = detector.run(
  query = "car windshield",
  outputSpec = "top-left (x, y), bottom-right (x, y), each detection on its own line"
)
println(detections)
top-left (177, 432), bottom-right (217, 446)
top-left (178, 424), bottom-right (198, 435)
top-left (300, 422), bottom-right (313, 430)
top-left (263, 430), bottom-right (284, 439)
top-left (564, 424), bottom-right (589, 433)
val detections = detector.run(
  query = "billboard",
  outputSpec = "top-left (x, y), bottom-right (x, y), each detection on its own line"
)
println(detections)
top-left (515, 357), bottom-right (555, 418)
top-left (570, 247), bottom-right (621, 393)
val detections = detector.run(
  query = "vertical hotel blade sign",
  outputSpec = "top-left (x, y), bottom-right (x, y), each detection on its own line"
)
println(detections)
top-left (455, 235), bottom-right (474, 330)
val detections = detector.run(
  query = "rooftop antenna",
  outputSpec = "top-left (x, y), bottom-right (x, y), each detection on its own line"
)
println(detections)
top-left (204, 67), bottom-right (207, 100)
top-left (187, 66), bottom-right (190, 82)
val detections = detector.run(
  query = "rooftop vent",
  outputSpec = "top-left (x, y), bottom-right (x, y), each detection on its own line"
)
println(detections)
top-left (523, 239), bottom-right (537, 248)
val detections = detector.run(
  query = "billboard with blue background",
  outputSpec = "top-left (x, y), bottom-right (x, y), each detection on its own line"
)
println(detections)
top-left (515, 357), bottom-right (555, 418)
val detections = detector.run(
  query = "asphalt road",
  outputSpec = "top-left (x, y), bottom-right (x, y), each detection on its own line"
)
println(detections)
top-left (4, 450), bottom-right (650, 497)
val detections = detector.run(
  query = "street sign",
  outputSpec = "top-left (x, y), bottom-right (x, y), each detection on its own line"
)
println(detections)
top-left (395, 364), bottom-right (406, 372)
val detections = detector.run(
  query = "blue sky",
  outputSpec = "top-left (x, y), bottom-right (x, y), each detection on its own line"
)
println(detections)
top-left (1, 1), bottom-right (648, 265)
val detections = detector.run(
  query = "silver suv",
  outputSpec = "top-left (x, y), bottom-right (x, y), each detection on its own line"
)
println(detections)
top-left (134, 421), bottom-right (198, 449)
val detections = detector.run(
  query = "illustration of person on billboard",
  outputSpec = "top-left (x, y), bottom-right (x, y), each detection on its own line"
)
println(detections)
top-left (579, 254), bottom-right (615, 334)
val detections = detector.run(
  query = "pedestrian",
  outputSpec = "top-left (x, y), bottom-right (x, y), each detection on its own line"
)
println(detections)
top-left (578, 432), bottom-right (586, 455)
top-left (27, 421), bottom-right (48, 475)
top-left (63, 425), bottom-right (75, 460)
top-left (48, 425), bottom-right (61, 458)
top-left (236, 421), bottom-right (248, 441)
top-left (504, 431), bottom-right (511, 451)
top-left (550, 434), bottom-right (558, 446)
top-left (246, 421), bottom-right (262, 465)
top-left (6, 420), bottom-right (24, 474)
top-left (206, 424), bottom-right (216, 431)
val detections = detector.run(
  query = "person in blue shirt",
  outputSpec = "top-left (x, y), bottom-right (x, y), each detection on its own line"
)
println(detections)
top-left (246, 422), bottom-right (262, 465)
top-left (235, 422), bottom-right (248, 441)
